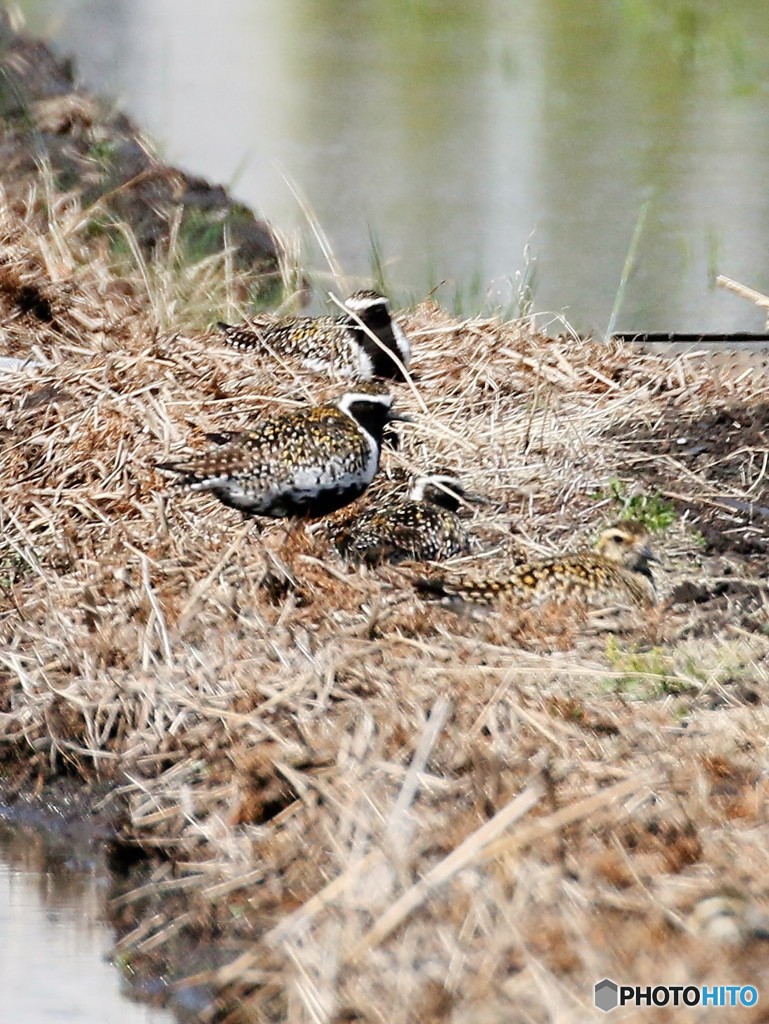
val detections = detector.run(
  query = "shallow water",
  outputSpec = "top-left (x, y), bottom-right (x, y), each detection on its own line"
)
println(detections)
top-left (13, 0), bottom-right (769, 332)
top-left (0, 821), bottom-right (172, 1024)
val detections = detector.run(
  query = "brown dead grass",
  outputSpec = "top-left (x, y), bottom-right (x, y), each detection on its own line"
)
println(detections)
top-left (1, 184), bottom-right (769, 1023)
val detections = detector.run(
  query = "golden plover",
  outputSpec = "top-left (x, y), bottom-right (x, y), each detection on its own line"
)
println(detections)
top-left (329, 471), bottom-right (484, 564)
top-left (216, 290), bottom-right (411, 382)
top-left (416, 520), bottom-right (657, 609)
top-left (156, 386), bottom-right (409, 519)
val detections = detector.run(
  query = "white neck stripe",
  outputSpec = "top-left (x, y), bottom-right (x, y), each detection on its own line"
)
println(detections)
top-left (411, 476), bottom-right (462, 500)
top-left (345, 298), bottom-right (388, 312)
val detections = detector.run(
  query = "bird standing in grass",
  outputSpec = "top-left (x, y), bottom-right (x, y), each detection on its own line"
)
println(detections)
top-left (328, 471), bottom-right (484, 564)
top-left (216, 290), bottom-right (411, 382)
top-left (415, 520), bottom-right (657, 609)
top-left (156, 386), bottom-right (409, 520)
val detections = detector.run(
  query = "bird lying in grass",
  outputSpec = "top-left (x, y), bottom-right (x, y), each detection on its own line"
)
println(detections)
top-left (328, 470), bottom-right (487, 564)
top-left (415, 520), bottom-right (657, 610)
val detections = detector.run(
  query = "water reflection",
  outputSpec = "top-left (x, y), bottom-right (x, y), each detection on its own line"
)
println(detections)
top-left (0, 821), bottom-right (171, 1024)
top-left (13, 0), bottom-right (769, 331)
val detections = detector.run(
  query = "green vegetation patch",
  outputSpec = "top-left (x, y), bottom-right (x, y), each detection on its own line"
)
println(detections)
top-left (595, 478), bottom-right (676, 532)
top-left (603, 639), bottom-right (698, 699)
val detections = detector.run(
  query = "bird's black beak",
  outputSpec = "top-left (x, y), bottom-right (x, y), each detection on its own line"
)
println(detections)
top-left (387, 410), bottom-right (414, 424)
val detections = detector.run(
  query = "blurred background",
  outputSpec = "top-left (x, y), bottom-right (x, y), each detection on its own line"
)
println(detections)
top-left (12, 0), bottom-right (769, 332)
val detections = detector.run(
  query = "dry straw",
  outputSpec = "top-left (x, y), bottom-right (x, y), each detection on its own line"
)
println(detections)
top-left (1, 184), bottom-right (769, 1022)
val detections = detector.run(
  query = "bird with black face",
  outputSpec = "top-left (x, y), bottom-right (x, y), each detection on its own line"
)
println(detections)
top-left (328, 470), bottom-right (487, 564)
top-left (215, 290), bottom-right (411, 382)
top-left (156, 385), bottom-right (410, 520)
top-left (415, 520), bottom-right (658, 609)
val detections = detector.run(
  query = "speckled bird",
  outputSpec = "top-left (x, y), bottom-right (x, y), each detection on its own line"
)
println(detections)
top-left (216, 290), bottom-right (411, 382)
top-left (416, 520), bottom-right (657, 609)
top-left (156, 386), bottom-right (408, 519)
top-left (328, 471), bottom-right (484, 564)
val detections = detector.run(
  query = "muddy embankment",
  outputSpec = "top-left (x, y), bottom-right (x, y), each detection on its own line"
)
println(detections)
top-left (0, 12), bottom-right (281, 1020)
top-left (0, 11), bottom-right (280, 282)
